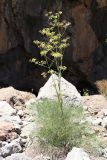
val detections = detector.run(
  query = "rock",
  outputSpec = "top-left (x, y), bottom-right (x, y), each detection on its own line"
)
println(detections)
top-left (5, 153), bottom-right (32, 160)
top-left (25, 98), bottom-right (37, 106)
top-left (9, 139), bottom-right (23, 154)
top-left (20, 138), bottom-right (27, 147)
top-left (102, 147), bottom-right (107, 158)
top-left (0, 0), bottom-right (107, 92)
top-left (92, 118), bottom-right (102, 126)
top-left (102, 117), bottom-right (107, 129)
top-left (0, 156), bottom-right (3, 160)
top-left (0, 87), bottom-right (36, 103)
top-left (0, 145), bottom-right (11, 157)
top-left (17, 110), bottom-right (24, 117)
top-left (65, 147), bottom-right (90, 160)
top-left (0, 115), bottom-right (22, 125)
top-left (2, 142), bottom-right (8, 147)
top-left (103, 110), bottom-right (107, 116)
top-left (7, 132), bottom-right (18, 141)
top-left (0, 122), bottom-right (15, 141)
top-left (9, 96), bottom-right (25, 108)
top-left (0, 139), bottom-right (23, 157)
top-left (71, 3), bottom-right (98, 77)
top-left (97, 110), bottom-right (104, 119)
top-left (21, 122), bottom-right (35, 138)
top-left (13, 124), bottom-right (22, 134)
top-left (37, 74), bottom-right (81, 106)
top-left (0, 101), bottom-right (15, 116)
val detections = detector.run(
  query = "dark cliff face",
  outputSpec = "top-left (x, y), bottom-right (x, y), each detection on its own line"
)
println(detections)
top-left (0, 0), bottom-right (107, 94)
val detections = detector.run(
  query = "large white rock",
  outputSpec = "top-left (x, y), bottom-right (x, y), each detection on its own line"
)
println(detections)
top-left (65, 147), bottom-right (90, 160)
top-left (0, 101), bottom-right (15, 116)
top-left (37, 74), bottom-right (81, 106)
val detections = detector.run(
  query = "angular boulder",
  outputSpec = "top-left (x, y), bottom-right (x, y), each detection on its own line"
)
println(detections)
top-left (37, 74), bottom-right (81, 106)
top-left (65, 147), bottom-right (90, 160)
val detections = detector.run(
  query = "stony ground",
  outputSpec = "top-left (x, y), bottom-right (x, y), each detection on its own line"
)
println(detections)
top-left (0, 87), bottom-right (107, 159)
top-left (0, 87), bottom-right (36, 160)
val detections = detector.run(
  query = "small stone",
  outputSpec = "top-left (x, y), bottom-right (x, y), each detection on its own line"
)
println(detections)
top-left (0, 145), bottom-right (11, 157)
top-left (20, 138), bottom-right (27, 146)
top-left (14, 124), bottom-right (22, 134)
top-left (2, 142), bottom-right (8, 147)
top-left (92, 118), bottom-right (102, 126)
top-left (102, 147), bottom-right (107, 158)
top-left (65, 147), bottom-right (91, 160)
top-left (17, 110), bottom-right (24, 117)
top-left (97, 110), bottom-right (104, 119)
top-left (7, 132), bottom-right (18, 141)
top-left (0, 122), bottom-right (15, 141)
top-left (102, 117), bottom-right (107, 129)
top-left (103, 110), bottom-right (107, 116)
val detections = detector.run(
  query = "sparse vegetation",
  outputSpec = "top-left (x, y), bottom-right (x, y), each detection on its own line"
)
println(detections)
top-left (83, 88), bottom-right (89, 96)
top-left (30, 100), bottom-right (100, 154)
top-left (31, 11), bottom-right (70, 105)
top-left (30, 11), bottom-right (101, 156)
top-left (31, 11), bottom-right (71, 149)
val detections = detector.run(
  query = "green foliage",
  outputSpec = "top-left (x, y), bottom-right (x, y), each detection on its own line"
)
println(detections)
top-left (83, 88), bottom-right (89, 96)
top-left (31, 11), bottom-right (71, 126)
top-left (31, 12), bottom-right (72, 149)
top-left (31, 11), bottom-right (100, 155)
top-left (31, 11), bottom-right (70, 78)
top-left (32, 100), bottom-right (99, 152)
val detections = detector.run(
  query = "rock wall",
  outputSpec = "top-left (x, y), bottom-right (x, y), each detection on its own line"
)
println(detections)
top-left (0, 0), bottom-right (107, 93)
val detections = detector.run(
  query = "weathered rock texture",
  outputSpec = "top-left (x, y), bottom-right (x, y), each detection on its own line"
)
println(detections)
top-left (37, 74), bottom-right (81, 106)
top-left (0, 0), bottom-right (107, 93)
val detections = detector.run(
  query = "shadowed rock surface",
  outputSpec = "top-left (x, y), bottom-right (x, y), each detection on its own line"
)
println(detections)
top-left (0, 0), bottom-right (107, 93)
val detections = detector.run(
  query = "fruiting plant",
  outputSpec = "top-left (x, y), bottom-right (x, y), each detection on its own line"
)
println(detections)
top-left (31, 11), bottom-right (100, 152)
top-left (31, 11), bottom-right (72, 147)
top-left (32, 11), bottom-right (70, 104)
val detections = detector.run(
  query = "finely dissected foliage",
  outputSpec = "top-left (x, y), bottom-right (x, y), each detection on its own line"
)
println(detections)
top-left (31, 10), bottom-right (71, 110)
top-left (31, 11), bottom-right (100, 152)
top-left (31, 11), bottom-right (72, 149)
top-left (83, 88), bottom-right (89, 96)
top-left (31, 11), bottom-right (71, 115)
top-left (32, 11), bottom-right (70, 78)
top-left (33, 100), bottom-right (99, 152)
top-left (96, 80), bottom-right (107, 97)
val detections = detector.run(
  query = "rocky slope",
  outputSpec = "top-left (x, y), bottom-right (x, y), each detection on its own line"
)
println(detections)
top-left (0, 0), bottom-right (107, 93)
top-left (0, 83), bottom-right (107, 159)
